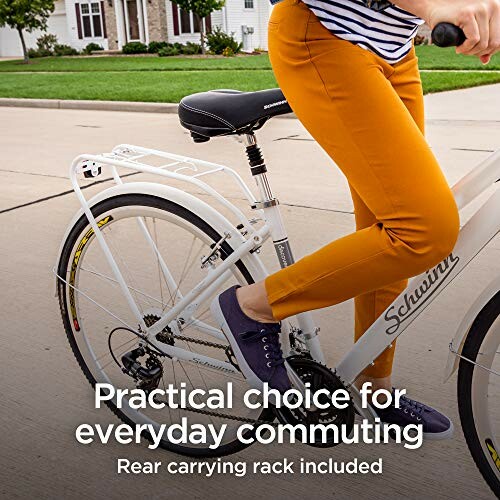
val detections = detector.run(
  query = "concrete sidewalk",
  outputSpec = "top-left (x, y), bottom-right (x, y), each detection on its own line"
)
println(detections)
top-left (0, 84), bottom-right (499, 500)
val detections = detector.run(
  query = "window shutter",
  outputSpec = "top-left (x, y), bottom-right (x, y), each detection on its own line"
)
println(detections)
top-left (75, 3), bottom-right (83, 39)
top-left (205, 14), bottom-right (212, 33)
top-left (100, 1), bottom-right (107, 38)
top-left (172, 3), bottom-right (179, 36)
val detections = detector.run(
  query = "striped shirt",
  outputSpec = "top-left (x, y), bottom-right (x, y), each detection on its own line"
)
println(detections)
top-left (299, 0), bottom-right (424, 63)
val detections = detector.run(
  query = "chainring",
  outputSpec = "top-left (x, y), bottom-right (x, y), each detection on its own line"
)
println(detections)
top-left (273, 356), bottom-right (355, 448)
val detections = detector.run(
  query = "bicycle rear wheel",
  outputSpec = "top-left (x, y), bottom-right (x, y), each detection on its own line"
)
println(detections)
top-left (57, 193), bottom-right (273, 457)
top-left (458, 291), bottom-right (500, 496)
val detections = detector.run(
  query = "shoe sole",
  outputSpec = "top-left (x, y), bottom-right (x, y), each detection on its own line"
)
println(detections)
top-left (422, 418), bottom-right (454, 440)
top-left (379, 417), bottom-right (454, 441)
top-left (210, 293), bottom-right (266, 393)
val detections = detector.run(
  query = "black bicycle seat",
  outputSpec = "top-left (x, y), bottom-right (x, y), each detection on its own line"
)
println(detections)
top-left (178, 88), bottom-right (292, 141)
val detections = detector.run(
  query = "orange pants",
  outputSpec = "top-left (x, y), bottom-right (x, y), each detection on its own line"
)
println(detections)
top-left (265, 0), bottom-right (460, 378)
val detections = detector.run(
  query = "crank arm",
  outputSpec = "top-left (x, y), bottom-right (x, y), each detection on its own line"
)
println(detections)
top-left (285, 360), bottom-right (307, 395)
top-left (349, 384), bottom-right (378, 424)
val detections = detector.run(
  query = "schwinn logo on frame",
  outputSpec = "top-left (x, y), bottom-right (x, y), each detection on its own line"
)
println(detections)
top-left (384, 253), bottom-right (460, 335)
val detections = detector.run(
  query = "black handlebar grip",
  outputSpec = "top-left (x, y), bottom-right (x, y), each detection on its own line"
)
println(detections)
top-left (431, 22), bottom-right (466, 47)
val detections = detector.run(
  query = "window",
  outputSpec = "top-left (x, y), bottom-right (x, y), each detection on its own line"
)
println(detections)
top-left (172, 5), bottom-right (211, 36)
top-left (244, 0), bottom-right (254, 8)
top-left (78, 2), bottom-right (104, 38)
top-left (178, 8), bottom-right (201, 34)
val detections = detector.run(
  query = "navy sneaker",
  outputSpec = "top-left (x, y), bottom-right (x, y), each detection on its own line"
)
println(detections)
top-left (210, 285), bottom-right (291, 393)
top-left (376, 390), bottom-right (454, 440)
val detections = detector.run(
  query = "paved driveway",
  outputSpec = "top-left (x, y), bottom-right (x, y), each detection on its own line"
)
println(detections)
top-left (0, 85), bottom-right (499, 499)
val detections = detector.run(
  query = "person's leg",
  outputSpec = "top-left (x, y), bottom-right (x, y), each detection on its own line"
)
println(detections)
top-left (238, 1), bottom-right (458, 328)
top-left (351, 46), bottom-right (426, 390)
top-left (348, 186), bottom-right (404, 391)
top-left (211, 3), bottom-right (458, 435)
top-left (237, 43), bottom-right (427, 391)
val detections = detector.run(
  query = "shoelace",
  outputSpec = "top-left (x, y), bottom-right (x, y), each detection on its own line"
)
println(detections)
top-left (399, 394), bottom-right (425, 420)
top-left (241, 326), bottom-right (284, 369)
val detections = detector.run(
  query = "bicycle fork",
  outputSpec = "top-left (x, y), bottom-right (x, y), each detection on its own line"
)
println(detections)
top-left (242, 133), bottom-right (324, 364)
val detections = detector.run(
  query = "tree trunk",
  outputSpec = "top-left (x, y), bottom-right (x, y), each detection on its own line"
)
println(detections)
top-left (17, 28), bottom-right (29, 63)
top-left (197, 14), bottom-right (206, 55)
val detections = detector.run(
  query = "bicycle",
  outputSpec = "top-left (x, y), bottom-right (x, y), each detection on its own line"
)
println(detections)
top-left (55, 24), bottom-right (499, 495)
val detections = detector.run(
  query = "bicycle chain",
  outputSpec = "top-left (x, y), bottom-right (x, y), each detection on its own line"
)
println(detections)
top-left (149, 318), bottom-right (271, 424)
top-left (145, 316), bottom-right (277, 426)
top-left (181, 404), bottom-right (278, 426)
top-left (145, 314), bottom-right (234, 359)
top-left (152, 332), bottom-right (274, 426)
top-left (156, 328), bottom-right (238, 368)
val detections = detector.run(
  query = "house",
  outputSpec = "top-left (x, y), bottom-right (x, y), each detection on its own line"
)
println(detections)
top-left (0, 0), bottom-right (271, 57)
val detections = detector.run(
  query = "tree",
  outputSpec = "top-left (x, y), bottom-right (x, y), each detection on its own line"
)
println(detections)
top-left (173, 0), bottom-right (225, 54)
top-left (0, 0), bottom-right (55, 63)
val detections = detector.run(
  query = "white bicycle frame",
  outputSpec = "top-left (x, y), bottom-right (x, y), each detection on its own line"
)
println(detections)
top-left (57, 137), bottom-right (500, 412)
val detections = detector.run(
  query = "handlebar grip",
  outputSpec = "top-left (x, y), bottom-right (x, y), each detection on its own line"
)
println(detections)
top-left (431, 22), bottom-right (466, 47)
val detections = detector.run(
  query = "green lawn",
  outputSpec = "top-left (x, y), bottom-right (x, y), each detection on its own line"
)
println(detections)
top-left (0, 45), bottom-right (499, 103)
top-left (416, 45), bottom-right (500, 70)
top-left (0, 70), bottom-right (499, 103)
top-left (0, 54), bottom-right (272, 72)
top-left (0, 45), bottom-right (499, 72)
top-left (0, 70), bottom-right (276, 102)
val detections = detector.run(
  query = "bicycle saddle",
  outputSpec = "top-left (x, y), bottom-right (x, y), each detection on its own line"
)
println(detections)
top-left (178, 88), bottom-right (292, 142)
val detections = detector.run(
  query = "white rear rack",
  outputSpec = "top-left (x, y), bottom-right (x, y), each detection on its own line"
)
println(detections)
top-left (69, 143), bottom-right (262, 235)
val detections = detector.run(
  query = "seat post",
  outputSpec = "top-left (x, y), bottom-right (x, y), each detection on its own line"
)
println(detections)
top-left (243, 133), bottom-right (295, 269)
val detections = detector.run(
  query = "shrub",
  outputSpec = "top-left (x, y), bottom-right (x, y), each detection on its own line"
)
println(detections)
top-left (158, 46), bottom-right (180, 57)
top-left (28, 34), bottom-right (58, 58)
top-left (205, 27), bottom-right (242, 55)
top-left (222, 46), bottom-right (234, 57)
top-left (54, 44), bottom-right (79, 56)
top-left (27, 48), bottom-right (41, 58)
top-left (148, 41), bottom-right (169, 53)
top-left (83, 42), bottom-right (104, 54)
top-left (36, 33), bottom-right (58, 53)
top-left (122, 41), bottom-right (148, 54)
top-left (181, 42), bottom-right (201, 55)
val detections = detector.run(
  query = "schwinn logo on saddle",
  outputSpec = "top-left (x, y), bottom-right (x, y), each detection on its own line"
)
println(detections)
top-left (264, 99), bottom-right (287, 110)
top-left (384, 253), bottom-right (460, 335)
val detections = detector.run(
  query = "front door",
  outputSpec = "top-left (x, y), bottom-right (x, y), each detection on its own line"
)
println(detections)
top-left (126, 0), bottom-right (140, 40)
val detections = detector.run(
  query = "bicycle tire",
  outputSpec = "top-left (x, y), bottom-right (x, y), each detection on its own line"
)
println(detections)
top-left (457, 291), bottom-right (500, 497)
top-left (57, 193), bottom-right (274, 457)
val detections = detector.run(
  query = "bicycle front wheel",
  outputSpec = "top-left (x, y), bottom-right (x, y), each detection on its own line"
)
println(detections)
top-left (57, 193), bottom-right (273, 457)
top-left (458, 291), bottom-right (500, 496)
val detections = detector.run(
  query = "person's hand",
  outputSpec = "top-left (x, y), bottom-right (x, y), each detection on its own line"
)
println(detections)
top-left (425, 0), bottom-right (500, 63)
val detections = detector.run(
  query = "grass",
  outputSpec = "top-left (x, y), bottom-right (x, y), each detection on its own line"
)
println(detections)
top-left (0, 71), bottom-right (278, 102)
top-left (0, 45), bottom-right (498, 103)
top-left (421, 71), bottom-right (500, 93)
top-left (0, 46), bottom-right (499, 73)
top-left (416, 45), bottom-right (500, 70)
top-left (0, 70), bottom-right (499, 103)
top-left (0, 54), bottom-right (273, 72)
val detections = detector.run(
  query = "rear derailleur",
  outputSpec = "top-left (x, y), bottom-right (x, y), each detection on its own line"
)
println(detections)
top-left (121, 346), bottom-right (163, 393)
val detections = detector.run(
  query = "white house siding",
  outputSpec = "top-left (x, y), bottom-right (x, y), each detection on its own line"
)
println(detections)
top-left (0, 1), bottom-right (70, 56)
top-left (165, 0), bottom-right (270, 51)
top-left (222, 0), bottom-right (271, 51)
